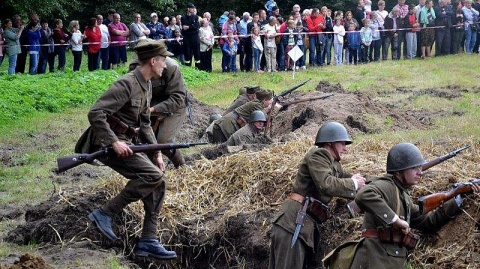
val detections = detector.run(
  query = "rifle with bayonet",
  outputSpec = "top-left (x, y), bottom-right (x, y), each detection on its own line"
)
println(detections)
top-left (278, 94), bottom-right (334, 111)
top-left (265, 78), bottom-right (312, 137)
top-left (418, 178), bottom-right (480, 214)
top-left (57, 142), bottom-right (207, 172)
top-left (291, 197), bottom-right (311, 248)
top-left (347, 145), bottom-right (471, 218)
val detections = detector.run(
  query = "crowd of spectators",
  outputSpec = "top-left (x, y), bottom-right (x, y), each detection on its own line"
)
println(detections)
top-left (1, 0), bottom-right (480, 75)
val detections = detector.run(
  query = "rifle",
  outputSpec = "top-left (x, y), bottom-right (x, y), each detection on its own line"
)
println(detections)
top-left (347, 145), bottom-right (471, 218)
top-left (57, 142), bottom-right (207, 172)
top-left (264, 78), bottom-right (311, 137)
top-left (418, 178), bottom-right (480, 214)
top-left (278, 94), bottom-right (334, 111)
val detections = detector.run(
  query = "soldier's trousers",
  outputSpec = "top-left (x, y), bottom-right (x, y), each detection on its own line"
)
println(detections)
top-left (154, 107), bottom-right (187, 167)
top-left (100, 152), bottom-right (165, 239)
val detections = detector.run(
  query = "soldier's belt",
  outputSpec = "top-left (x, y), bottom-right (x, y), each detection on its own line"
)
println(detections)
top-left (288, 193), bottom-right (331, 224)
top-left (232, 111), bottom-right (247, 127)
top-left (362, 228), bottom-right (419, 250)
top-left (107, 115), bottom-right (138, 139)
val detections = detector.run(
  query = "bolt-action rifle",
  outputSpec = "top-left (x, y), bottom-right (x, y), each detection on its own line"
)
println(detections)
top-left (57, 142), bottom-right (207, 172)
top-left (278, 94), bottom-right (334, 111)
top-left (418, 178), bottom-right (480, 214)
top-left (347, 145), bottom-right (471, 217)
top-left (264, 78), bottom-right (311, 137)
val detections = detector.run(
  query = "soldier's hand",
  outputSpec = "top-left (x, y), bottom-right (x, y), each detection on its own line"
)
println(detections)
top-left (393, 218), bottom-right (410, 235)
top-left (154, 152), bottom-right (166, 172)
top-left (352, 173), bottom-right (366, 190)
top-left (470, 182), bottom-right (480, 193)
top-left (112, 141), bottom-right (133, 158)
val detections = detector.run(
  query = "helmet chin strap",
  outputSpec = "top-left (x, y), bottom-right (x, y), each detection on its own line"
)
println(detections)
top-left (328, 143), bottom-right (341, 161)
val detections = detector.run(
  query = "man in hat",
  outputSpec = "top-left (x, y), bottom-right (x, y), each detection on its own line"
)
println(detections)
top-left (181, 3), bottom-right (201, 67)
top-left (226, 110), bottom-right (270, 146)
top-left (211, 89), bottom-right (274, 143)
top-left (147, 12), bottom-right (166, 40)
top-left (128, 40), bottom-right (188, 168)
top-left (226, 86), bottom-right (260, 113)
top-left (85, 39), bottom-right (177, 259)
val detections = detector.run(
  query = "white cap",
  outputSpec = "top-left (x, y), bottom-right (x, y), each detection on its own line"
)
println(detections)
top-left (150, 12), bottom-right (158, 18)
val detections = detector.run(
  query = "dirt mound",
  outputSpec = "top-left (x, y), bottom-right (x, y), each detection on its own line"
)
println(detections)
top-left (0, 253), bottom-right (52, 269)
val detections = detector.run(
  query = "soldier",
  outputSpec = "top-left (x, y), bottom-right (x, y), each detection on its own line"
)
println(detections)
top-left (85, 39), bottom-right (177, 259)
top-left (225, 85), bottom-right (260, 113)
top-left (226, 110), bottom-right (268, 146)
top-left (211, 89), bottom-right (273, 143)
top-left (269, 121), bottom-right (366, 269)
top-left (347, 143), bottom-right (480, 268)
top-left (129, 42), bottom-right (188, 168)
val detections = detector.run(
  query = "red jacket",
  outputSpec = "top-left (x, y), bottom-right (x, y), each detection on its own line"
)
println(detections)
top-left (306, 14), bottom-right (325, 36)
top-left (84, 26), bottom-right (102, 53)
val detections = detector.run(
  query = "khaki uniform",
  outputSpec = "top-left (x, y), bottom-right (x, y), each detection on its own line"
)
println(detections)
top-left (225, 94), bottom-right (249, 113)
top-left (226, 124), bottom-right (260, 146)
top-left (211, 100), bottom-right (263, 143)
top-left (87, 67), bottom-right (165, 239)
top-left (269, 147), bottom-right (356, 269)
top-left (150, 57), bottom-right (187, 167)
top-left (350, 174), bottom-right (461, 269)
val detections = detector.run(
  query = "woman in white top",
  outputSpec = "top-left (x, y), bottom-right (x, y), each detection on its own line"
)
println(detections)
top-left (69, 20), bottom-right (83, 71)
top-left (199, 18), bottom-right (214, 72)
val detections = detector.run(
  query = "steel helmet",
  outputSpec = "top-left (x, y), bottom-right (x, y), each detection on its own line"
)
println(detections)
top-left (314, 121), bottom-right (352, 146)
top-left (386, 143), bottom-right (425, 173)
top-left (209, 114), bottom-right (222, 124)
top-left (249, 110), bottom-right (267, 123)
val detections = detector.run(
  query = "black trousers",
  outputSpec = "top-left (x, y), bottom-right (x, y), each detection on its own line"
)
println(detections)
top-left (183, 35), bottom-right (200, 66)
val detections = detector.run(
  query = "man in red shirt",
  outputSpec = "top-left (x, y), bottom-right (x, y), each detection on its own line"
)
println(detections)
top-left (305, 8), bottom-right (326, 66)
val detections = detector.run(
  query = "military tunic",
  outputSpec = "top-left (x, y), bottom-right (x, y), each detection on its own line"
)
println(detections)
top-left (87, 67), bottom-right (166, 239)
top-left (350, 174), bottom-right (461, 269)
top-left (211, 100), bottom-right (263, 143)
top-left (269, 147), bottom-right (356, 269)
top-left (226, 94), bottom-right (249, 113)
top-left (226, 124), bottom-right (260, 146)
top-left (150, 57), bottom-right (187, 167)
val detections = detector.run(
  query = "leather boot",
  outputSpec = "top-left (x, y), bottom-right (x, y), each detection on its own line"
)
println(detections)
top-left (135, 239), bottom-right (177, 259)
top-left (88, 208), bottom-right (118, 241)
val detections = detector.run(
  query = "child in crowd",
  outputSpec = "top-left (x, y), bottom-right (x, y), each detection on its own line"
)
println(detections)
top-left (369, 12), bottom-right (381, 61)
top-left (333, 18), bottom-right (345, 65)
top-left (222, 29), bottom-right (238, 73)
top-left (169, 29), bottom-right (185, 64)
top-left (360, 18), bottom-right (372, 63)
top-left (27, 22), bottom-right (41, 74)
top-left (283, 19), bottom-right (298, 70)
top-left (295, 21), bottom-right (307, 70)
top-left (69, 20), bottom-right (83, 72)
top-left (404, 4), bottom-right (419, 59)
top-left (251, 26), bottom-right (264, 73)
top-left (346, 23), bottom-right (360, 64)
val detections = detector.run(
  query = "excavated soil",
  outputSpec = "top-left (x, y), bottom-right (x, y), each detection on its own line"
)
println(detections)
top-left (1, 80), bottom-right (478, 269)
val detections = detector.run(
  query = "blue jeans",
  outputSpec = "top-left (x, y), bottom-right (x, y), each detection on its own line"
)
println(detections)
top-left (8, 54), bottom-right (17, 75)
top-left (322, 36), bottom-right (333, 65)
top-left (277, 41), bottom-right (285, 70)
top-left (465, 25), bottom-right (477, 53)
top-left (0, 55), bottom-right (3, 67)
top-left (98, 47), bottom-right (110, 70)
top-left (253, 48), bottom-right (262, 71)
top-left (29, 53), bottom-right (39, 74)
top-left (227, 53), bottom-right (237, 72)
top-left (54, 46), bottom-right (67, 70)
top-left (308, 36), bottom-right (323, 66)
top-left (295, 44), bottom-right (305, 67)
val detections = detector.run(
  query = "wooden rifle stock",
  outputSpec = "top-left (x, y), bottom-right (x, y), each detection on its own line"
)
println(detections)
top-left (57, 142), bottom-right (207, 172)
top-left (417, 178), bottom-right (480, 214)
top-left (347, 145), bottom-right (471, 218)
top-left (265, 78), bottom-right (311, 137)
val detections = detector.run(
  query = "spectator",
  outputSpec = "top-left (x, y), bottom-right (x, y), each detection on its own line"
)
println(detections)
top-left (217, 11), bottom-right (229, 35)
top-left (385, 7), bottom-right (403, 60)
top-left (354, 0), bottom-right (367, 28)
top-left (295, 20), bottom-right (307, 69)
top-left (27, 21), bottom-right (41, 74)
top-left (108, 13), bottom-right (129, 69)
top-left (322, 7), bottom-right (334, 65)
top-left (96, 15), bottom-right (110, 70)
top-left (69, 20), bottom-right (83, 72)
top-left (405, 4), bottom-right (420, 59)
top-left (333, 18), bottom-right (346, 65)
top-left (3, 18), bottom-right (24, 75)
top-left (181, 3), bottom-right (201, 68)
top-left (221, 14), bottom-right (238, 72)
top-left (130, 13), bottom-right (150, 49)
top-left (347, 23), bottom-right (361, 64)
top-left (263, 16), bottom-right (278, 72)
top-left (369, 11), bottom-right (382, 61)
top-left (199, 18), bottom-right (214, 72)
top-left (360, 18), bottom-right (372, 63)
top-left (451, 1), bottom-right (465, 54)
top-left (306, 8), bottom-right (326, 67)
top-left (147, 13), bottom-right (166, 40)
top-left (0, 28), bottom-right (4, 67)
top-left (38, 19), bottom-right (54, 74)
top-left (276, 16), bottom-right (287, 71)
top-left (282, 19), bottom-right (298, 70)
top-left (462, 0), bottom-right (479, 53)
top-left (247, 12), bottom-right (261, 72)
top-left (434, 0), bottom-right (453, 56)
top-left (163, 16), bottom-right (170, 27)
top-left (420, 0), bottom-right (436, 58)
top-left (52, 19), bottom-right (70, 71)
top-left (103, 9), bottom-right (115, 26)
top-left (222, 29), bottom-right (238, 73)
top-left (166, 16), bottom-right (181, 39)
top-left (374, 0), bottom-right (389, 60)
top-left (237, 12), bottom-right (251, 72)
top-left (251, 26), bottom-right (264, 73)
top-left (84, 17), bottom-right (102, 71)
top-left (394, 0), bottom-right (410, 59)
top-left (202, 12), bottom-right (216, 36)
top-left (265, 0), bottom-right (278, 17)
top-left (14, 14), bottom-right (29, 74)
top-left (169, 29), bottom-right (185, 64)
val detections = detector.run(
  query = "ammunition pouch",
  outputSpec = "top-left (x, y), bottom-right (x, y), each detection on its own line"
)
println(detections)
top-left (363, 228), bottom-right (419, 250)
top-left (289, 193), bottom-right (331, 224)
top-left (107, 115), bottom-right (138, 139)
top-left (232, 111), bottom-right (247, 127)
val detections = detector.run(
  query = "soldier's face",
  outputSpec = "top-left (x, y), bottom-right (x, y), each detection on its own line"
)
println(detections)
top-left (152, 56), bottom-right (167, 78)
top-left (253, 121), bottom-right (265, 130)
top-left (332, 141), bottom-right (347, 159)
top-left (397, 166), bottom-right (422, 187)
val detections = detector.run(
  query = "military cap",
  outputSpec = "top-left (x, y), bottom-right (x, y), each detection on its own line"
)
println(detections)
top-left (246, 86), bottom-right (260, 94)
top-left (134, 39), bottom-right (173, 61)
top-left (256, 90), bottom-right (273, 101)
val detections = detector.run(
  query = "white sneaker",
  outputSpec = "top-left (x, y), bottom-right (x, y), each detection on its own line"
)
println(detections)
top-left (301, 66), bottom-right (306, 70)
top-left (295, 66), bottom-right (299, 70)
